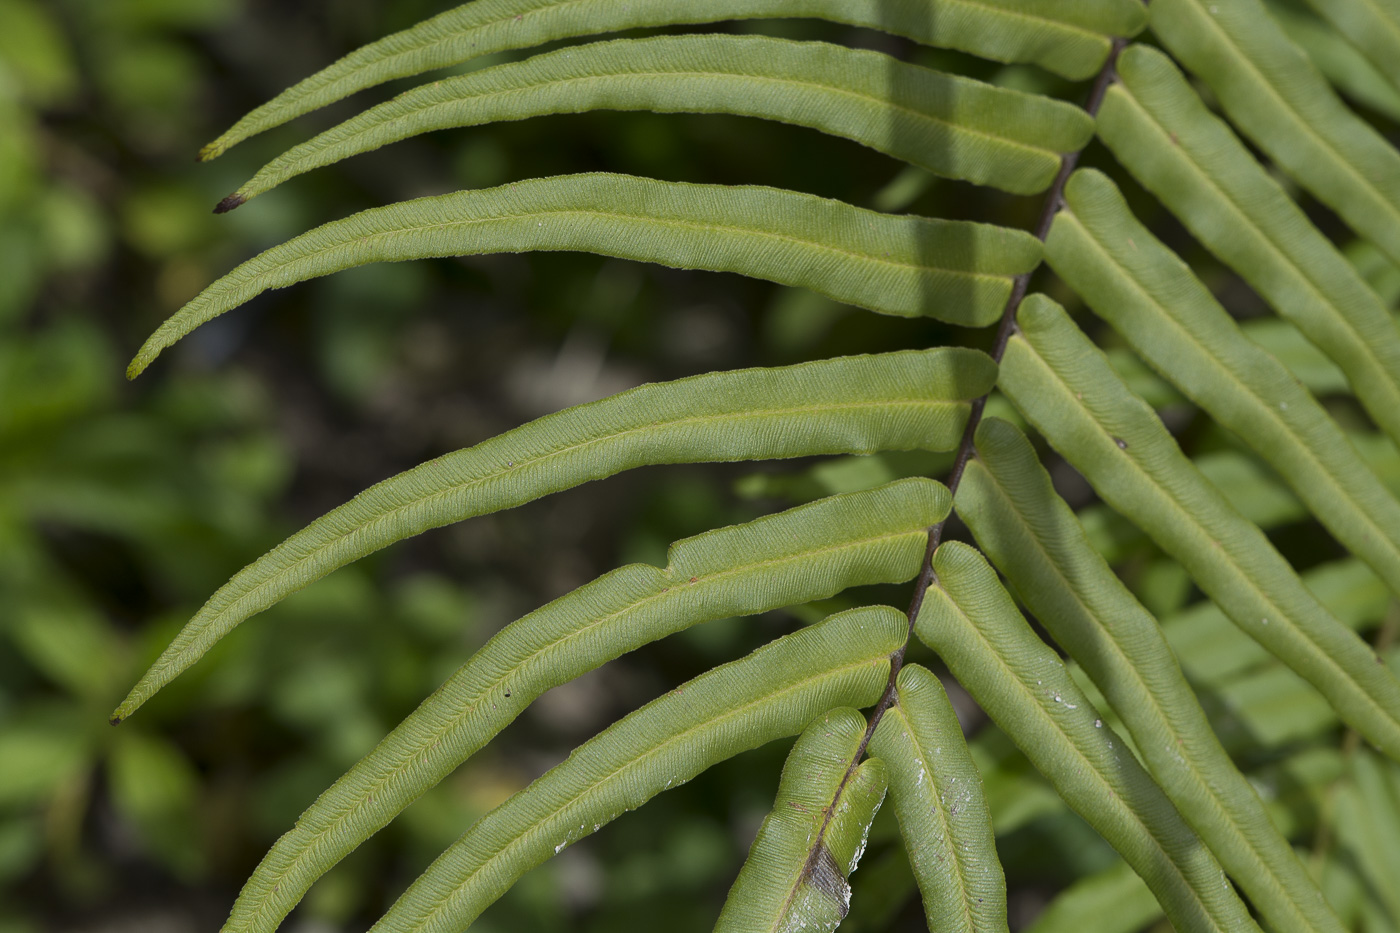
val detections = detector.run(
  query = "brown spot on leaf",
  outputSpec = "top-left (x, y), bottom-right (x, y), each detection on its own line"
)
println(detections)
top-left (804, 845), bottom-right (850, 917)
top-left (214, 193), bottom-right (246, 214)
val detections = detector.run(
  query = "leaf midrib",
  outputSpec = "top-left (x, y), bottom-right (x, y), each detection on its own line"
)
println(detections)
top-left (229, 529), bottom-right (923, 931)
top-left (390, 653), bottom-right (888, 931)
top-left (882, 705), bottom-right (982, 933)
top-left (1063, 205), bottom-right (1400, 583)
top-left (264, 60), bottom-right (1061, 186)
top-left (1107, 84), bottom-right (1394, 393)
top-left (973, 459), bottom-right (1313, 930)
top-left (1012, 336), bottom-right (1398, 734)
top-left (212, 202), bottom-right (1019, 293)
top-left (348, 0), bottom-right (1109, 78)
top-left (1180, 0), bottom-right (1400, 238)
top-left (933, 585), bottom-right (1229, 933)
top-left (197, 397), bottom-right (956, 632)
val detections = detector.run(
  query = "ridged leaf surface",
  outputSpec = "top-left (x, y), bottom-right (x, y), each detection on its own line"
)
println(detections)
top-left (199, 0), bottom-right (1148, 159)
top-left (870, 664), bottom-right (1006, 933)
top-left (131, 174), bottom-right (1041, 374)
top-left (998, 294), bottom-right (1400, 760)
top-left (1097, 44), bottom-right (1400, 446)
top-left (716, 708), bottom-right (886, 933)
top-left (368, 606), bottom-right (905, 933)
top-left (229, 35), bottom-right (1094, 206)
top-left (1150, 0), bottom-right (1400, 266)
top-left (1298, 0), bottom-right (1400, 97)
top-left (113, 352), bottom-right (982, 720)
top-left (957, 416), bottom-right (1343, 933)
top-left (215, 479), bottom-right (948, 933)
top-left (917, 542), bottom-right (1260, 933)
top-left (1047, 169), bottom-right (1400, 601)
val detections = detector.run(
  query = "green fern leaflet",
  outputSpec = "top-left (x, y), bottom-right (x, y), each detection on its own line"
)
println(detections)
top-left (117, 0), bottom-right (1400, 930)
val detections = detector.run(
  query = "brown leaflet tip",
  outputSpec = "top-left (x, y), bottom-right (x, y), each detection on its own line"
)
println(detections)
top-left (109, 715), bottom-right (123, 726)
top-left (214, 193), bottom-right (246, 214)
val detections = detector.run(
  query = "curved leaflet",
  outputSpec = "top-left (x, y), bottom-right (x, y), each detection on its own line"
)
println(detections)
top-left (916, 542), bottom-right (1260, 933)
top-left (1046, 169), bottom-right (1400, 600)
top-left (227, 35), bottom-right (1094, 206)
top-left (1297, 0), bottom-right (1400, 97)
top-left (957, 416), bottom-right (1344, 933)
top-left (870, 664), bottom-right (1006, 933)
top-left (132, 174), bottom-right (1041, 374)
top-left (215, 480), bottom-right (947, 932)
top-left (997, 294), bottom-right (1400, 760)
top-left (200, 0), bottom-right (1147, 159)
top-left (1165, 559), bottom-right (1389, 691)
top-left (716, 708), bottom-right (886, 933)
top-left (367, 606), bottom-right (905, 933)
top-left (1096, 44), bottom-right (1400, 447)
top-left (1150, 0), bottom-right (1400, 266)
top-left (113, 351), bottom-right (984, 720)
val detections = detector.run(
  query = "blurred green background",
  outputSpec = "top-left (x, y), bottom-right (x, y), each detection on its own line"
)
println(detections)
top-left (8, 2), bottom-right (1393, 931)
top-left (0, 3), bottom-right (1011, 929)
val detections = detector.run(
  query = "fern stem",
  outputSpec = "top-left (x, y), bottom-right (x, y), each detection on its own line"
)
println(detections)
top-left (794, 35), bottom-right (1133, 889)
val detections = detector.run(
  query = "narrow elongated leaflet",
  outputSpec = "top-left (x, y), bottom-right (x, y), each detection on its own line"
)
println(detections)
top-left (870, 665), bottom-right (1006, 933)
top-left (1297, 0), bottom-right (1400, 97)
top-left (716, 708), bottom-right (886, 933)
top-left (917, 542), bottom-right (1260, 933)
top-left (1164, 559), bottom-right (1388, 690)
top-left (1046, 169), bottom-right (1400, 602)
top-left (113, 351), bottom-right (984, 721)
top-left (200, 0), bottom-right (1148, 159)
top-left (1097, 45), bottom-right (1400, 448)
top-left (958, 417), bottom-right (1344, 933)
top-left (216, 480), bottom-right (948, 933)
top-left (1151, 0), bottom-right (1400, 266)
top-left (998, 295), bottom-right (1400, 760)
top-left (131, 174), bottom-right (1041, 375)
top-left (367, 606), bottom-right (905, 933)
top-left (228, 35), bottom-right (1094, 206)
top-left (1267, 3), bottom-right (1400, 124)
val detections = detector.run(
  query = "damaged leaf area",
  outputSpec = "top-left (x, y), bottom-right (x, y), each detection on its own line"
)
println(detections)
top-left (716, 708), bottom-right (888, 933)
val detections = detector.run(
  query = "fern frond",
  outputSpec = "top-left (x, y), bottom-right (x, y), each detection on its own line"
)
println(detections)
top-left (1048, 169), bottom-right (1400, 601)
top-left (1268, 2), bottom-right (1400, 122)
top-left (198, 0), bottom-right (1148, 161)
top-left (1297, 0), bottom-right (1400, 97)
top-left (365, 606), bottom-right (905, 933)
top-left (957, 416), bottom-right (1344, 933)
top-left (1150, 0), bottom-right (1400, 266)
top-left (917, 542), bottom-right (1261, 933)
top-left (214, 479), bottom-right (946, 932)
top-left (868, 664), bottom-right (1005, 933)
top-left (1096, 44), bottom-right (1400, 447)
top-left (132, 175), bottom-right (1040, 375)
top-left (999, 294), bottom-right (1400, 760)
top-left (716, 707), bottom-right (886, 932)
top-left (1165, 559), bottom-right (1389, 690)
top-left (111, 351), bottom-right (979, 720)
top-left (225, 35), bottom-right (1095, 207)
